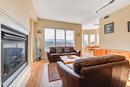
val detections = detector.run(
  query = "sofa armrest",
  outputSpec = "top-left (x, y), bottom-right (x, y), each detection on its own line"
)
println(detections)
top-left (47, 51), bottom-right (52, 61)
top-left (74, 50), bottom-right (81, 56)
top-left (57, 62), bottom-right (83, 87)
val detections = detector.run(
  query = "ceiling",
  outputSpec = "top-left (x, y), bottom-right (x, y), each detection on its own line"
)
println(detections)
top-left (32, 0), bottom-right (130, 30)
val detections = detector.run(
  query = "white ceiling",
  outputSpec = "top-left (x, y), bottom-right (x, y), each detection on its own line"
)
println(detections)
top-left (32, 0), bottom-right (130, 30)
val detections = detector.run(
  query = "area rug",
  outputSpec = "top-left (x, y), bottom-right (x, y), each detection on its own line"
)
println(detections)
top-left (48, 63), bottom-right (60, 82)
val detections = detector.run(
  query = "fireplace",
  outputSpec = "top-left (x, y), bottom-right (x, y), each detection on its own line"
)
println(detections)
top-left (1, 24), bottom-right (28, 86)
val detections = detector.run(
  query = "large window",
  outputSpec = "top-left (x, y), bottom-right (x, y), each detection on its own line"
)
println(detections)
top-left (82, 33), bottom-right (99, 47)
top-left (66, 30), bottom-right (74, 46)
top-left (83, 34), bottom-right (88, 47)
top-left (45, 29), bottom-right (55, 51)
top-left (90, 34), bottom-right (95, 46)
top-left (56, 29), bottom-right (65, 46)
top-left (44, 28), bottom-right (75, 51)
top-left (97, 34), bottom-right (99, 45)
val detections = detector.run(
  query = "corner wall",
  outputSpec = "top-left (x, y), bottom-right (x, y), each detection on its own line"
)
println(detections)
top-left (100, 5), bottom-right (130, 51)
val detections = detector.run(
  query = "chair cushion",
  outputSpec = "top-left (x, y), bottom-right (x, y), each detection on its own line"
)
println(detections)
top-left (73, 56), bottom-right (108, 73)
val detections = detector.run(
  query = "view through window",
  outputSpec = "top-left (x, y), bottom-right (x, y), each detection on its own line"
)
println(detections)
top-left (66, 30), bottom-right (74, 46)
top-left (82, 33), bottom-right (99, 47)
top-left (97, 34), bottom-right (99, 45)
top-left (90, 34), bottom-right (95, 46)
top-left (45, 28), bottom-right (75, 51)
top-left (45, 29), bottom-right (55, 51)
top-left (56, 29), bottom-right (65, 46)
top-left (83, 34), bottom-right (88, 47)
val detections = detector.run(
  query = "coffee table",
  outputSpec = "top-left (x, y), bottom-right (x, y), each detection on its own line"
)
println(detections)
top-left (60, 55), bottom-right (80, 64)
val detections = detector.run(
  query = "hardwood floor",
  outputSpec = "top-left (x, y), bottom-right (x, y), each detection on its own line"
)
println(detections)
top-left (26, 60), bottom-right (62, 87)
top-left (26, 60), bottom-right (130, 87)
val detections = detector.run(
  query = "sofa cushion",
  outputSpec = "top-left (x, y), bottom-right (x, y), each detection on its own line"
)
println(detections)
top-left (51, 53), bottom-right (63, 57)
top-left (56, 47), bottom-right (63, 53)
top-left (69, 52), bottom-right (78, 55)
top-left (62, 53), bottom-right (69, 55)
top-left (50, 47), bottom-right (56, 53)
top-left (73, 56), bottom-right (108, 73)
top-left (105, 55), bottom-right (126, 63)
top-left (64, 47), bottom-right (70, 53)
top-left (69, 47), bottom-right (75, 52)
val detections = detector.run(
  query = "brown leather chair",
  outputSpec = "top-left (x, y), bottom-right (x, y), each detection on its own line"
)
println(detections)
top-left (57, 55), bottom-right (130, 87)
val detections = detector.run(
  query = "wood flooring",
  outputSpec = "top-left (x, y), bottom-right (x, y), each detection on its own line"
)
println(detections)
top-left (26, 60), bottom-right (130, 87)
top-left (26, 60), bottom-right (62, 87)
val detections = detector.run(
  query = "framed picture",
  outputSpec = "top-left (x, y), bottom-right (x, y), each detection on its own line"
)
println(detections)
top-left (104, 22), bottom-right (114, 34)
top-left (128, 21), bottom-right (130, 32)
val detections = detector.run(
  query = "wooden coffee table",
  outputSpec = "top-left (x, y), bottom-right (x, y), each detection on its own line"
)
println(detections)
top-left (60, 55), bottom-right (80, 64)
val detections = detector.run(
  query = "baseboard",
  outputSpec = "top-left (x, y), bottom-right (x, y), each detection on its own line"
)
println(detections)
top-left (9, 65), bottom-right (31, 87)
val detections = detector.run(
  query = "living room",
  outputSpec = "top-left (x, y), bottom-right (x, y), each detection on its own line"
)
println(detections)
top-left (0, 0), bottom-right (130, 87)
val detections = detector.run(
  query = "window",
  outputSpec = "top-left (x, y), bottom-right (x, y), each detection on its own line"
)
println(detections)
top-left (44, 28), bottom-right (75, 51)
top-left (97, 34), bottom-right (99, 45)
top-left (56, 29), bottom-right (65, 46)
top-left (45, 28), bottom-right (55, 51)
top-left (90, 34), bottom-right (95, 46)
top-left (66, 30), bottom-right (74, 46)
top-left (83, 34), bottom-right (88, 47)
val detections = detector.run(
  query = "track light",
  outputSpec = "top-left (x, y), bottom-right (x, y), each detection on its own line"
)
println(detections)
top-left (96, 0), bottom-right (116, 13)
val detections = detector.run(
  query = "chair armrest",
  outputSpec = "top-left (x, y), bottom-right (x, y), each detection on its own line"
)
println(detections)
top-left (57, 62), bottom-right (82, 78)
top-left (57, 62), bottom-right (83, 87)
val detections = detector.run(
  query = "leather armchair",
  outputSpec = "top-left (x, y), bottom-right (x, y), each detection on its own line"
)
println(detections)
top-left (57, 55), bottom-right (130, 87)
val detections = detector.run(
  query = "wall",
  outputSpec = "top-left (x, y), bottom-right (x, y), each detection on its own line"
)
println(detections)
top-left (0, 0), bottom-right (37, 29)
top-left (82, 29), bottom-right (99, 45)
top-left (100, 5), bottom-right (130, 51)
top-left (36, 18), bottom-right (82, 57)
